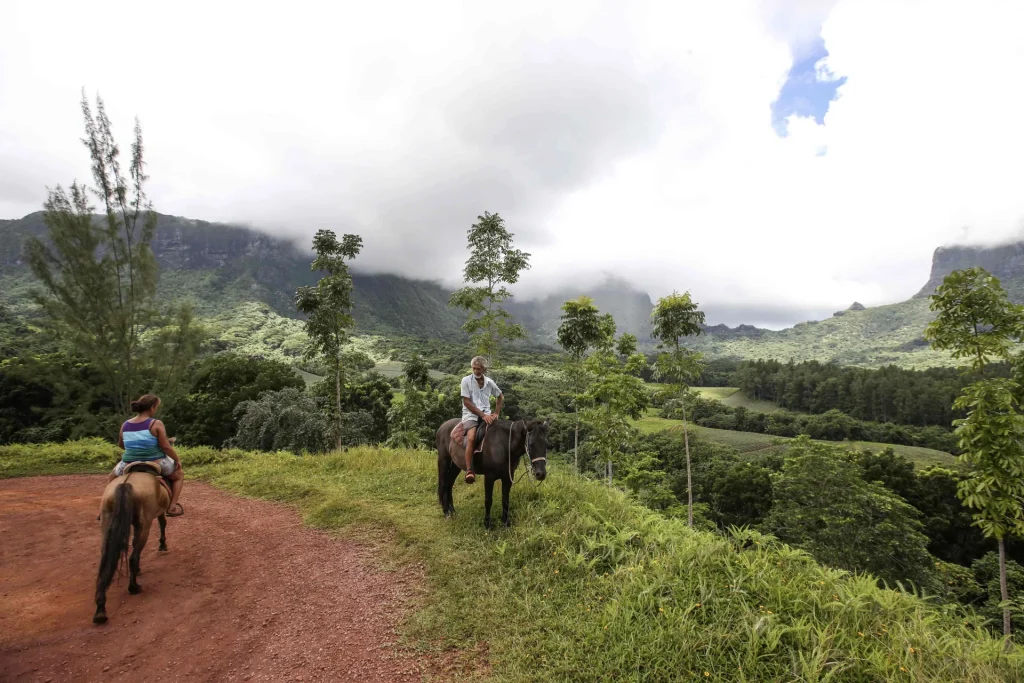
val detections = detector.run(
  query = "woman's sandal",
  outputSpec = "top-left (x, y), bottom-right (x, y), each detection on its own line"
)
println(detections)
top-left (166, 503), bottom-right (185, 517)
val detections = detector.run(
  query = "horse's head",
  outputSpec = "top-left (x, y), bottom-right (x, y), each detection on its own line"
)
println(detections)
top-left (524, 419), bottom-right (549, 481)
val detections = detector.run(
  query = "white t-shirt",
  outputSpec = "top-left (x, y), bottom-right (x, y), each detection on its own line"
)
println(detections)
top-left (461, 374), bottom-right (502, 423)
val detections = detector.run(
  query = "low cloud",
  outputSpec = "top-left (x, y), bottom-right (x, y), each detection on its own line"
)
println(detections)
top-left (2, 0), bottom-right (1024, 328)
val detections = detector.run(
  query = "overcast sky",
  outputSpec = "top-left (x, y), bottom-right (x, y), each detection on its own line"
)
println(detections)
top-left (3, 1), bottom-right (1024, 328)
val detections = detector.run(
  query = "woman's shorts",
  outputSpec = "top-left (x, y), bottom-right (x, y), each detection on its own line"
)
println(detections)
top-left (114, 456), bottom-right (176, 477)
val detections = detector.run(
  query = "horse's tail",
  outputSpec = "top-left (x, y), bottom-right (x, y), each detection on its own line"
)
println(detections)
top-left (96, 482), bottom-right (134, 598)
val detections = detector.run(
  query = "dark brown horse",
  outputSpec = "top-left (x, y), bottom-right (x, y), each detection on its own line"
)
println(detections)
top-left (93, 463), bottom-right (171, 624)
top-left (436, 417), bottom-right (548, 528)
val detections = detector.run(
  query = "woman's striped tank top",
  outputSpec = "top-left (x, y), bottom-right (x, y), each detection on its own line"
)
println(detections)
top-left (121, 418), bottom-right (163, 462)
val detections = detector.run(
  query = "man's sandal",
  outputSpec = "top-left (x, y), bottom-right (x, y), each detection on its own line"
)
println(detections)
top-left (465, 471), bottom-right (476, 484)
top-left (166, 503), bottom-right (185, 517)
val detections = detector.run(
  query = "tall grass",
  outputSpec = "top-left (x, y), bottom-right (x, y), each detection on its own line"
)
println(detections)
top-left (2, 440), bottom-right (1021, 681)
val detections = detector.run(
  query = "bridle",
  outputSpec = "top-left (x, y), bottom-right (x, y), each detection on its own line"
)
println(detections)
top-left (508, 419), bottom-right (547, 485)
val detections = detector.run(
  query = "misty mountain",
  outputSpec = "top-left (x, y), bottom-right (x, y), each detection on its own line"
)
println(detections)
top-left (0, 212), bottom-right (653, 344)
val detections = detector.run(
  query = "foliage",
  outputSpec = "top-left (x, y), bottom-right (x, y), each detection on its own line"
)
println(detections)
top-left (25, 93), bottom-right (159, 414)
top-left (295, 229), bottom-right (363, 448)
top-left (385, 380), bottom-right (433, 449)
top-left (229, 388), bottom-right (332, 454)
top-left (664, 391), bottom-right (960, 453)
top-left (579, 319), bottom-right (650, 478)
top-left (925, 267), bottom-right (1024, 370)
top-left (162, 353), bottom-right (305, 448)
top-left (651, 290), bottom-right (707, 527)
top-left (311, 372), bottom-right (394, 445)
top-left (763, 437), bottom-right (936, 589)
top-left (971, 552), bottom-right (1024, 637)
top-left (448, 211), bottom-right (531, 363)
top-left (403, 354), bottom-right (430, 390)
top-left (928, 266), bottom-right (1024, 637)
top-left (5, 441), bottom-right (1023, 680)
top-left (734, 358), bottom-right (979, 427)
top-left (557, 295), bottom-right (606, 470)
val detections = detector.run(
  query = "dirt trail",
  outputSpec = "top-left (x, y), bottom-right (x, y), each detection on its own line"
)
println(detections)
top-left (0, 476), bottom-right (435, 682)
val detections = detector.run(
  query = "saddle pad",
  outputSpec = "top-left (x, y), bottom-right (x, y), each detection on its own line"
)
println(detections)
top-left (449, 421), bottom-right (487, 454)
top-left (122, 462), bottom-right (172, 498)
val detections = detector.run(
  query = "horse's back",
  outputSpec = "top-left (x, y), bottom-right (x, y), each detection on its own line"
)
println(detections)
top-left (102, 471), bottom-right (168, 515)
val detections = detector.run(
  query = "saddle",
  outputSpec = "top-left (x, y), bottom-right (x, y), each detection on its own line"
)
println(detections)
top-left (450, 420), bottom-right (488, 455)
top-left (122, 461), bottom-right (173, 499)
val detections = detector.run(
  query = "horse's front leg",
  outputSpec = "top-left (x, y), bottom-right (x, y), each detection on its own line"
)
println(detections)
top-left (484, 475), bottom-right (496, 530)
top-left (501, 477), bottom-right (512, 527)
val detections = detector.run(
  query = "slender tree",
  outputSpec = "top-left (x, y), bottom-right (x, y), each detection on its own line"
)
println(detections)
top-left (581, 320), bottom-right (649, 481)
top-left (448, 211), bottom-right (531, 365)
top-left (651, 291), bottom-right (707, 527)
top-left (925, 267), bottom-right (1024, 642)
top-left (26, 92), bottom-right (158, 413)
top-left (557, 295), bottom-right (605, 471)
top-left (295, 229), bottom-right (363, 449)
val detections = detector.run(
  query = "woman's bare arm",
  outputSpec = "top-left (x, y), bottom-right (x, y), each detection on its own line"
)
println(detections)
top-left (153, 420), bottom-right (181, 468)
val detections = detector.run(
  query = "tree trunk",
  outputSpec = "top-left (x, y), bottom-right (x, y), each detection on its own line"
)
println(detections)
top-left (335, 363), bottom-right (343, 451)
top-left (1000, 537), bottom-right (1012, 644)
top-left (682, 402), bottom-right (693, 528)
top-left (574, 410), bottom-right (579, 473)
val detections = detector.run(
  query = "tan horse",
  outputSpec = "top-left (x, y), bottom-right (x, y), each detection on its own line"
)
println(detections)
top-left (93, 463), bottom-right (171, 624)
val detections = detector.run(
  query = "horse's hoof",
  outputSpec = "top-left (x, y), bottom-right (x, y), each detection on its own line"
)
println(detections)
top-left (128, 584), bottom-right (142, 595)
top-left (93, 613), bottom-right (107, 624)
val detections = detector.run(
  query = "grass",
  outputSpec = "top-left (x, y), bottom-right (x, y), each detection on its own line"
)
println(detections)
top-left (3, 440), bottom-right (1020, 681)
top-left (634, 412), bottom-right (957, 469)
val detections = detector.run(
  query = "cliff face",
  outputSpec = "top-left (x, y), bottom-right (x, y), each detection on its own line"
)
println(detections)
top-left (915, 241), bottom-right (1024, 300)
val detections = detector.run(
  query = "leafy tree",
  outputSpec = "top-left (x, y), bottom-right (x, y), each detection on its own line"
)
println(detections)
top-left (386, 380), bottom-right (433, 449)
top-left (971, 552), bottom-right (1024, 638)
top-left (925, 268), bottom-right (1024, 372)
top-left (651, 291), bottom-right (707, 527)
top-left (163, 353), bottom-right (304, 448)
top-left (26, 93), bottom-right (158, 414)
top-left (404, 354), bottom-right (430, 390)
top-left (557, 295), bottom-right (605, 471)
top-left (310, 371), bottom-right (395, 444)
top-left (295, 229), bottom-right (363, 449)
top-left (580, 318), bottom-right (650, 480)
top-left (448, 211), bottom-right (531, 364)
top-left (230, 388), bottom-right (333, 454)
top-left (926, 267), bottom-right (1024, 639)
top-left (763, 438), bottom-right (935, 588)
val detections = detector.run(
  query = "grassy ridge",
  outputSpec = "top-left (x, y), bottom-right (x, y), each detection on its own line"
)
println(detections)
top-left (2, 440), bottom-right (1019, 681)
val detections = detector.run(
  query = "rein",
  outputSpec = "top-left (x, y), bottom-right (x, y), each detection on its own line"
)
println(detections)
top-left (508, 419), bottom-right (546, 486)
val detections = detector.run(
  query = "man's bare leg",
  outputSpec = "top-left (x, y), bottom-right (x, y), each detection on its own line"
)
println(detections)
top-left (465, 426), bottom-right (477, 483)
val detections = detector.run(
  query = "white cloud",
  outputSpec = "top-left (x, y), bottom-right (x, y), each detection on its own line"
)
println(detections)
top-left (2, 0), bottom-right (1023, 328)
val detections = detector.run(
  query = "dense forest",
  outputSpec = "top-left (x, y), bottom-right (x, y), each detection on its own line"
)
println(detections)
top-left (732, 358), bottom-right (997, 427)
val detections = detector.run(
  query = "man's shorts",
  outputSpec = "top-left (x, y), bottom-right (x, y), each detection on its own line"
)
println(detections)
top-left (114, 456), bottom-right (176, 477)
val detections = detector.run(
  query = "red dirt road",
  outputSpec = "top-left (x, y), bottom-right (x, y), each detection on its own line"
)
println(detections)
top-left (0, 476), bottom-right (434, 682)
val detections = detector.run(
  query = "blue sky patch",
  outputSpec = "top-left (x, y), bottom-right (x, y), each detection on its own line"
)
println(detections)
top-left (771, 37), bottom-right (846, 136)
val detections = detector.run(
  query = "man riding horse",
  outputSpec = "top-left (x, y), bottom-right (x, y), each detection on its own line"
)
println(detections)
top-left (460, 355), bottom-right (502, 484)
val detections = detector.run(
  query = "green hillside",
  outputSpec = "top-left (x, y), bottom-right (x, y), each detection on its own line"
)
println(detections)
top-left (2, 439), bottom-right (1019, 681)
top-left (7, 209), bottom-right (1024, 369)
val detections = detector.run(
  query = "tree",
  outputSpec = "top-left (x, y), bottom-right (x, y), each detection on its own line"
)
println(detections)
top-left (926, 267), bottom-right (1024, 640)
top-left (651, 291), bottom-right (707, 527)
top-left (764, 438), bottom-right (935, 588)
top-left (404, 354), bottom-right (430, 390)
top-left (448, 211), bottom-right (531, 364)
top-left (230, 388), bottom-right (333, 454)
top-left (163, 353), bottom-right (305, 448)
top-left (580, 317), bottom-right (650, 480)
top-left (386, 380), bottom-right (433, 449)
top-left (26, 92), bottom-right (158, 414)
top-left (557, 296), bottom-right (605, 471)
top-left (295, 229), bottom-right (363, 449)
